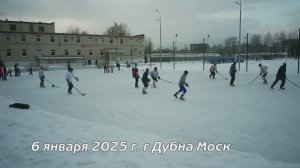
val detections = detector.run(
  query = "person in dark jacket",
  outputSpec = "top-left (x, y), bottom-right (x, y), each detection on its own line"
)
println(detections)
top-left (271, 63), bottom-right (286, 90)
top-left (132, 64), bottom-right (139, 88)
top-left (229, 62), bottom-right (237, 86)
top-left (142, 68), bottom-right (150, 94)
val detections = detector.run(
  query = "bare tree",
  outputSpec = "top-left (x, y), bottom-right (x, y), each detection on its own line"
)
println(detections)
top-left (263, 31), bottom-right (273, 47)
top-left (66, 24), bottom-right (80, 34)
top-left (224, 37), bottom-right (238, 56)
top-left (144, 37), bottom-right (154, 54)
top-left (66, 24), bottom-right (88, 34)
top-left (103, 22), bottom-right (131, 36)
top-left (250, 34), bottom-right (263, 53)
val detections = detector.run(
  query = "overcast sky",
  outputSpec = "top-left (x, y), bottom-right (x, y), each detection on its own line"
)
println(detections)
top-left (1, 0), bottom-right (300, 49)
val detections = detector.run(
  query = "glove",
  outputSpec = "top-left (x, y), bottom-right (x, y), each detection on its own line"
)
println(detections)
top-left (75, 77), bottom-right (79, 81)
top-left (185, 83), bottom-right (189, 87)
top-left (158, 76), bottom-right (160, 79)
top-left (260, 73), bottom-right (262, 75)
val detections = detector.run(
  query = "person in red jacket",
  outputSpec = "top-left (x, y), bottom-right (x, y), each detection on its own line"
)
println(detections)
top-left (132, 63), bottom-right (139, 88)
top-left (0, 66), bottom-right (4, 80)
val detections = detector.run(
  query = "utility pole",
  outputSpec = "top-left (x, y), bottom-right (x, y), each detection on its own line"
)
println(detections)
top-left (203, 37), bottom-right (205, 71)
top-left (297, 28), bottom-right (300, 74)
top-left (246, 33), bottom-right (248, 72)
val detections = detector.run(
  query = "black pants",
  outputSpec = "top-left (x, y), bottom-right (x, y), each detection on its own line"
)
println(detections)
top-left (230, 75), bottom-right (235, 85)
top-left (210, 71), bottom-right (216, 79)
top-left (40, 77), bottom-right (45, 87)
top-left (135, 77), bottom-right (139, 87)
top-left (271, 78), bottom-right (285, 88)
top-left (68, 82), bottom-right (74, 92)
top-left (142, 78), bottom-right (149, 88)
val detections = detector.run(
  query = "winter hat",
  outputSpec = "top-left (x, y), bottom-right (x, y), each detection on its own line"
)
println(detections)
top-left (184, 70), bottom-right (188, 74)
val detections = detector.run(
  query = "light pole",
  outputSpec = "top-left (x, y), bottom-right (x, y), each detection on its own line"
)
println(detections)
top-left (203, 37), bottom-right (205, 71)
top-left (235, 0), bottom-right (242, 71)
top-left (155, 9), bottom-right (162, 69)
top-left (207, 35), bottom-right (210, 59)
top-left (173, 34), bottom-right (178, 70)
top-left (246, 33), bottom-right (248, 72)
top-left (113, 21), bottom-right (118, 64)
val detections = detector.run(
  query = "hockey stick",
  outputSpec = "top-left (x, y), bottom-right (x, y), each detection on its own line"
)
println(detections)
top-left (159, 78), bottom-right (173, 83)
top-left (45, 78), bottom-right (59, 87)
top-left (286, 78), bottom-right (300, 88)
top-left (216, 72), bottom-right (229, 80)
top-left (248, 74), bottom-right (261, 84)
top-left (148, 83), bottom-right (154, 88)
top-left (73, 86), bottom-right (86, 96)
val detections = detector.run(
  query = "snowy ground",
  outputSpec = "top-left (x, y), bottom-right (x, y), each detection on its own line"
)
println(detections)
top-left (0, 59), bottom-right (300, 168)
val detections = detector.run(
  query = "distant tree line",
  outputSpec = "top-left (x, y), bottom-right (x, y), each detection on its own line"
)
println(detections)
top-left (212, 29), bottom-right (299, 57)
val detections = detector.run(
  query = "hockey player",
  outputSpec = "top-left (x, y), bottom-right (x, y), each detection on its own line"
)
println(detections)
top-left (39, 66), bottom-right (45, 88)
top-left (271, 63), bottom-right (286, 90)
top-left (132, 64), bottom-right (139, 88)
top-left (258, 63), bottom-right (268, 84)
top-left (142, 68), bottom-right (150, 94)
top-left (150, 67), bottom-right (160, 88)
top-left (29, 66), bottom-right (33, 76)
top-left (174, 70), bottom-right (189, 100)
top-left (229, 62), bottom-right (237, 86)
top-left (65, 68), bottom-right (79, 94)
top-left (209, 63), bottom-right (218, 79)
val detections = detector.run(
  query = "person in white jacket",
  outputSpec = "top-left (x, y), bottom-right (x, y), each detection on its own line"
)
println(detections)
top-left (65, 68), bottom-right (78, 94)
top-left (150, 67), bottom-right (160, 88)
top-left (259, 63), bottom-right (268, 84)
top-left (209, 63), bottom-right (218, 79)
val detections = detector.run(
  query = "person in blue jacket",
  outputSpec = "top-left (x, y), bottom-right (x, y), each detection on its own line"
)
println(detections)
top-left (142, 68), bottom-right (150, 94)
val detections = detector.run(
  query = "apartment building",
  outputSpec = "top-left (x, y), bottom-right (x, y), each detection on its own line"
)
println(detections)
top-left (0, 19), bottom-right (145, 67)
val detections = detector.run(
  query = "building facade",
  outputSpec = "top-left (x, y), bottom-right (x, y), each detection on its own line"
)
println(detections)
top-left (0, 20), bottom-right (145, 67)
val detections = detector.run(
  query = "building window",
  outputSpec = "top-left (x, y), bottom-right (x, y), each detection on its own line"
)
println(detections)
top-left (30, 24), bottom-right (34, 32)
top-left (50, 36), bottom-right (55, 42)
top-left (10, 24), bottom-right (17, 31)
top-left (89, 50), bottom-right (93, 56)
top-left (21, 49), bottom-right (27, 57)
top-left (88, 37), bottom-right (93, 44)
top-left (64, 50), bottom-right (69, 56)
top-left (39, 26), bottom-right (45, 32)
top-left (36, 35), bottom-right (41, 42)
top-left (36, 49), bottom-right (42, 57)
top-left (120, 38), bottom-right (124, 44)
top-left (6, 49), bottom-right (12, 57)
top-left (77, 50), bottom-right (81, 56)
top-left (51, 49), bottom-right (55, 56)
top-left (110, 38), bottom-right (113, 44)
top-left (100, 50), bottom-right (104, 55)
top-left (5, 35), bottom-right (11, 41)
top-left (21, 35), bottom-right (26, 42)
top-left (64, 36), bottom-right (68, 42)
top-left (99, 38), bottom-right (103, 44)
top-left (76, 37), bottom-right (80, 43)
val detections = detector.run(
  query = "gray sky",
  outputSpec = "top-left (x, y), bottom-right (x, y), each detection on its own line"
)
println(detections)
top-left (1, 0), bottom-right (300, 49)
